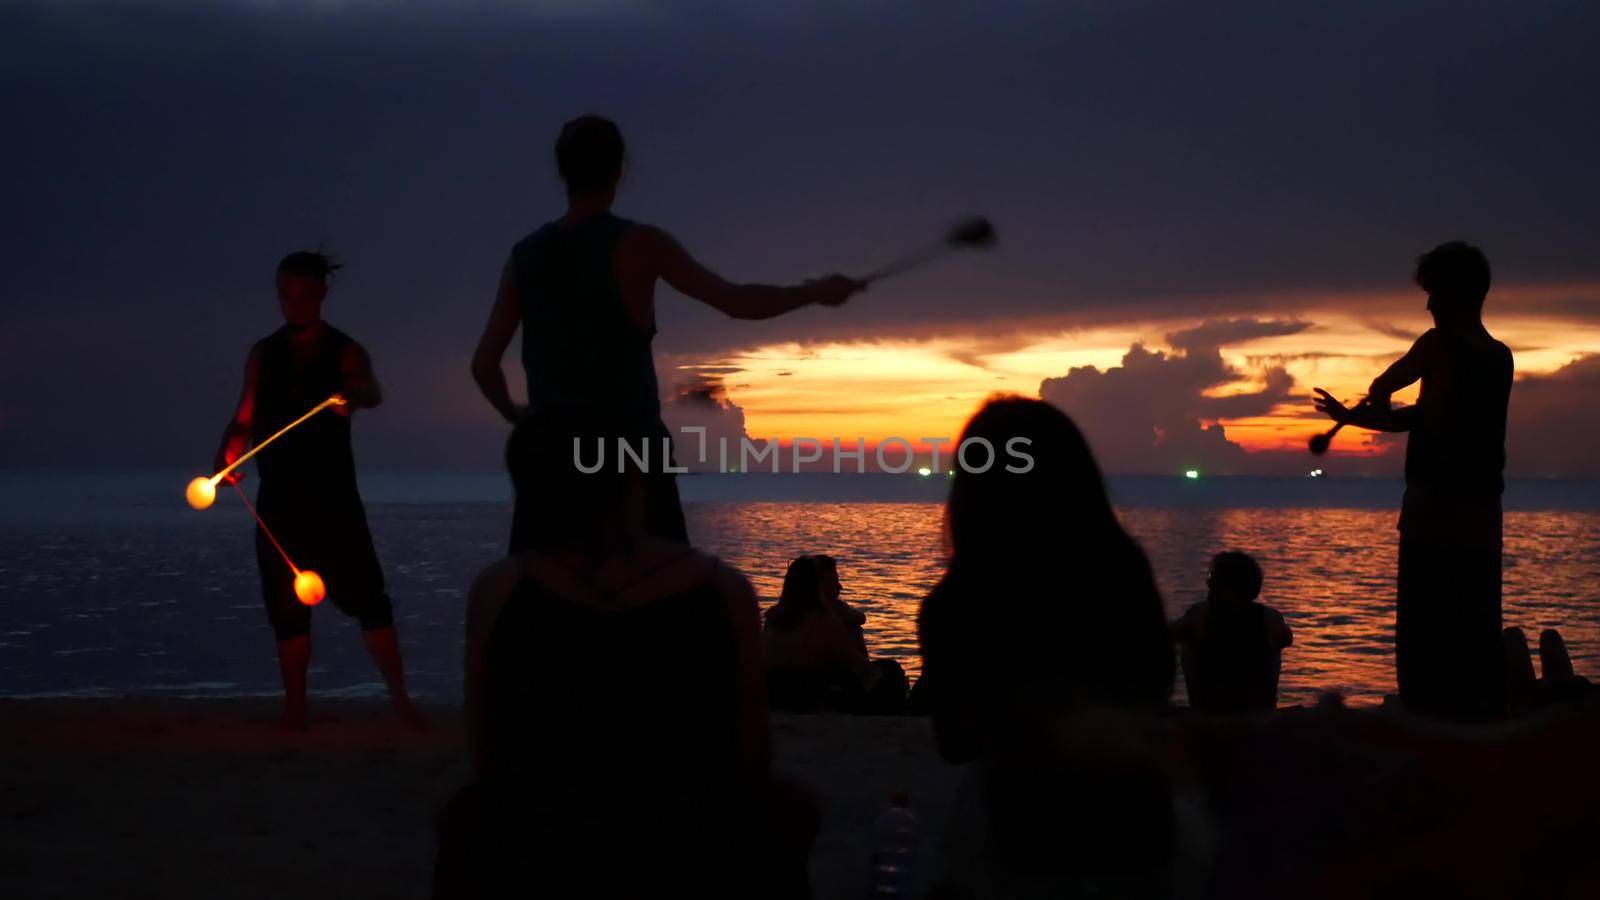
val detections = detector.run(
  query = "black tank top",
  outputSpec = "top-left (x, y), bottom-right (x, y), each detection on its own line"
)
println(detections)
top-left (1400, 329), bottom-right (1513, 544)
top-left (251, 325), bottom-right (360, 512)
top-left (511, 213), bottom-right (662, 428)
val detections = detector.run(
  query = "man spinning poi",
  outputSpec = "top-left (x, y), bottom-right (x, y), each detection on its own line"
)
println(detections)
top-left (1314, 242), bottom-right (1513, 721)
top-left (210, 251), bottom-right (423, 731)
top-left (472, 115), bottom-right (865, 550)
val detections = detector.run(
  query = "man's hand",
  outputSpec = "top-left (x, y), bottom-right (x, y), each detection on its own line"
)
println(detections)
top-left (804, 275), bottom-right (866, 308)
top-left (330, 393), bottom-right (352, 417)
top-left (213, 447), bottom-right (246, 484)
top-left (1313, 388), bottom-right (1353, 424)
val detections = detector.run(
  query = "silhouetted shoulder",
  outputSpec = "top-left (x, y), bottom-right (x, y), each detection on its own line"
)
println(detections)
top-left (511, 222), bottom-right (560, 252)
top-left (1171, 602), bottom-right (1210, 644)
top-left (710, 555), bottom-right (759, 618)
top-left (467, 557), bottom-right (523, 620)
top-left (253, 328), bottom-right (283, 352)
top-left (1266, 606), bottom-right (1293, 648)
top-left (618, 222), bottom-right (674, 262)
top-left (1493, 338), bottom-right (1514, 376)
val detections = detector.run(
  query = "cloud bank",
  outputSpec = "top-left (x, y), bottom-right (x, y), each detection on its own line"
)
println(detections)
top-left (1039, 319), bottom-right (1309, 474)
top-left (1507, 354), bottom-right (1600, 477)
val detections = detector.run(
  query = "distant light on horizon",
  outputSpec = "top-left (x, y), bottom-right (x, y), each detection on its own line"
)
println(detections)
top-left (1184, 469), bottom-right (1200, 480)
top-left (917, 466), bottom-right (932, 477)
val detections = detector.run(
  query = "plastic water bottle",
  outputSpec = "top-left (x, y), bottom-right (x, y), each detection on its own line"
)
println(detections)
top-left (868, 790), bottom-right (920, 898)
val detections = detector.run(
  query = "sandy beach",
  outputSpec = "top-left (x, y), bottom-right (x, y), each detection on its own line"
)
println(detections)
top-left (11, 696), bottom-right (1600, 898)
top-left (0, 699), bottom-right (958, 899)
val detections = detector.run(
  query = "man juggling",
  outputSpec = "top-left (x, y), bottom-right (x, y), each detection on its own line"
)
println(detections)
top-left (209, 250), bottom-right (422, 731)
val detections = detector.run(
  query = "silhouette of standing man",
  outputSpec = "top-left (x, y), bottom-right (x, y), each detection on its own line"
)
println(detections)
top-left (1315, 242), bottom-right (1513, 721)
top-left (473, 116), bottom-right (862, 551)
top-left (213, 251), bottom-right (423, 731)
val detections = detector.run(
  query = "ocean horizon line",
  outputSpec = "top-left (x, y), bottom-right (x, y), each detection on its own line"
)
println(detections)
top-left (5, 468), bottom-right (1600, 515)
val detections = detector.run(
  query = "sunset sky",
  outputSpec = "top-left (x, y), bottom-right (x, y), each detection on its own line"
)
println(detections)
top-left (3, 2), bottom-right (1597, 475)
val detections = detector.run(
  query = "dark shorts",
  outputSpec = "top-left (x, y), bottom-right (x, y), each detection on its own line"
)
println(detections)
top-left (256, 505), bottom-right (393, 641)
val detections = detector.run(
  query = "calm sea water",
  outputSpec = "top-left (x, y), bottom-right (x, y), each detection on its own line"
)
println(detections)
top-left (2, 471), bottom-right (1597, 707)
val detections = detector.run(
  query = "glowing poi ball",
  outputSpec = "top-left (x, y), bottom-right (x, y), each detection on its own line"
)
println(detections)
top-left (293, 570), bottom-right (326, 606)
top-left (186, 477), bottom-right (217, 510)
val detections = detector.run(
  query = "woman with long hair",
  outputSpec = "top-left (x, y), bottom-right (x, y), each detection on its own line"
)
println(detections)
top-left (918, 396), bottom-right (1177, 897)
top-left (765, 555), bottom-right (905, 712)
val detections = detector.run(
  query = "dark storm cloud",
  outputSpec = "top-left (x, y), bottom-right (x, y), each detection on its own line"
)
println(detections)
top-left (1506, 354), bottom-right (1600, 477)
top-left (2, 1), bottom-right (1597, 465)
top-left (659, 369), bottom-right (755, 472)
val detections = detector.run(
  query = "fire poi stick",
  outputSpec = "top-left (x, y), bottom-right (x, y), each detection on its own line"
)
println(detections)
top-left (230, 482), bottom-right (325, 606)
top-left (186, 394), bottom-right (347, 509)
top-left (861, 216), bottom-right (997, 285)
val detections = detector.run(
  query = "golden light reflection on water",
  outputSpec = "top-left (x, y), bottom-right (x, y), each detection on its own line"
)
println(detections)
top-left (690, 503), bottom-right (1600, 707)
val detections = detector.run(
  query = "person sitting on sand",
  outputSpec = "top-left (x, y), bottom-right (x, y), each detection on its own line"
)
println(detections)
top-left (764, 555), bottom-right (907, 714)
top-left (1172, 551), bottom-right (1292, 714)
top-left (435, 408), bottom-right (814, 899)
top-left (917, 397), bottom-right (1177, 896)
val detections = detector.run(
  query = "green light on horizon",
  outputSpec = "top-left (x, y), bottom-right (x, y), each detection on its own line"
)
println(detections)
top-left (917, 466), bottom-right (933, 477)
top-left (1184, 469), bottom-right (1200, 480)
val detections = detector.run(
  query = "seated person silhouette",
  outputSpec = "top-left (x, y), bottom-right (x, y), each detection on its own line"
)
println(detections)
top-left (1172, 551), bottom-right (1292, 714)
top-left (433, 407), bottom-right (814, 899)
top-left (763, 555), bottom-right (907, 714)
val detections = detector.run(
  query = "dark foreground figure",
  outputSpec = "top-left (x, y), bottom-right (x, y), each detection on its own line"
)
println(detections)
top-left (435, 408), bottom-right (814, 899)
top-left (209, 251), bottom-right (420, 731)
top-left (917, 397), bottom-right (1179, 897)
top-left (471, 115), bottom-right (862, 552)
top-left (1316, 241), bottom-right (1513, 722)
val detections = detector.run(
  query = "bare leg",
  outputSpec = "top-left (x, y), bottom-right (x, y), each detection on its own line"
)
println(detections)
top-left (277, 635), bottom-right (311, 731)
top-left (362, 626), bottom-right (428, 731)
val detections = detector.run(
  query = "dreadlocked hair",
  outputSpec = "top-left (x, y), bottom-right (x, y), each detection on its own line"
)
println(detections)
top-left (276, 250), bottom-right (343, 282)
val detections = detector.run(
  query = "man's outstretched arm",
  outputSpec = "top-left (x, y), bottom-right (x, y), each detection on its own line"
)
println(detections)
top-left (471, 257), bottom-right (525, 424)
top-left (1314, 331), bottom-right (1433, 433)
top-left (641, 226), bottom-right (861, 319)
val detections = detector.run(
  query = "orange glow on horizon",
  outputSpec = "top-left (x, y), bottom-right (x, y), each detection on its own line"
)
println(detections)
top-left (674, 283), bottom-right (1600, 460)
